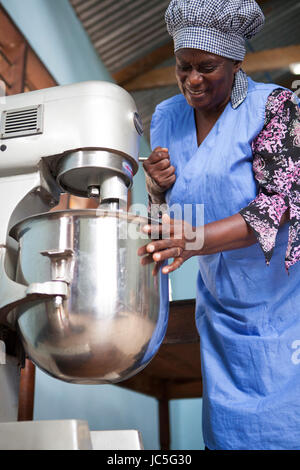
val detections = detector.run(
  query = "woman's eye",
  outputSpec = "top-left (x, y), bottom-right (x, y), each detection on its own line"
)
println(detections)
top-left (177, 65), bottom-right (216, 73)
top-left (200, 67), bottom-right (216, 73)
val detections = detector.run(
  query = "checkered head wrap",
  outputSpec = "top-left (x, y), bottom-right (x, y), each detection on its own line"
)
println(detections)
top-left (165, 0), bottom-right (265, 107)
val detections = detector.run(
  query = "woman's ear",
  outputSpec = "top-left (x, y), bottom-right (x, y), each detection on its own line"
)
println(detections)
top-left (233, 60), bottom-right (242, 74)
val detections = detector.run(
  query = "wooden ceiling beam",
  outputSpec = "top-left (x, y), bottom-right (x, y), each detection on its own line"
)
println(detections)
top-left (244, 44), bottom-right (300, 73)
top-left (0, 5), bottom-right (27, 94)
top-left (123, 44), bottom-right (300, 92)
top-left (113, 41), bottom-right (174, 86)
top-left (0, 5), bottom-right (56, 94)
top-left (124, 65), bottom-right (175, 91)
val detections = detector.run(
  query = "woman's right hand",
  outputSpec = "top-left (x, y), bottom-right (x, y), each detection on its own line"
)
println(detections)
top-left (143, 147), bottom-right (176, 193)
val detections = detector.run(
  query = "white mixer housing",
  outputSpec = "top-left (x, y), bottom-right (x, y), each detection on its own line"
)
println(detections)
top-left (0, 80), bottom-right (142, 176)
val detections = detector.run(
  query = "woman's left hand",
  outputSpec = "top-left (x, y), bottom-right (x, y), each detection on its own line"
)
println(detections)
top-left (138, 214), bottom-right (199, 275)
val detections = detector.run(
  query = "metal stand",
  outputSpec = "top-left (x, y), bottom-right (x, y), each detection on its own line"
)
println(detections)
top-left (0, 355), bottom-right (20, 422)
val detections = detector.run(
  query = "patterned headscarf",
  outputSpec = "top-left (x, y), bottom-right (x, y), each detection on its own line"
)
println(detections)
top-left (165, 0), bottom-right (265, 108)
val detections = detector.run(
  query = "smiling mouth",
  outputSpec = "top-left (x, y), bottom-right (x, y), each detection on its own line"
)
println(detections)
top-left (186, 89), bottom-right (206, 96)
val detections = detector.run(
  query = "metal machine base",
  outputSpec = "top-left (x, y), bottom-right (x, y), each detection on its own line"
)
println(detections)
top-left (0, 356), bottom-right (20, 422)
top-left (0, 420), bottom-right (143, 450)
top-left (90, 429), bottom-right (144, 450)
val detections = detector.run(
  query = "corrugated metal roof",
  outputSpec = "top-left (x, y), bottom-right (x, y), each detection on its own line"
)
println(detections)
top-left (249, 0), bottom-right (300, 51)
top-left (70, 0), bottom-right (300, 141)
top-left (71, 0), bottom-right (171, 73)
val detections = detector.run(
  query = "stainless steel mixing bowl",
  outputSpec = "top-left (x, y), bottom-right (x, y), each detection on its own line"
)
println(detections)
top-left (10, 209), bottom-right (167, 384)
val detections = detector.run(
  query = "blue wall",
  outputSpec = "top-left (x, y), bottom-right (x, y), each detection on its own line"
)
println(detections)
top-left (1, 0), bottom-right (111, 85)
top-left (2, 0), bottom-right (204, 450)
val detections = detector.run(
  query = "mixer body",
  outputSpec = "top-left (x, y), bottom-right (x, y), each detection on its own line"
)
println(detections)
top-left (0, 81), bottom-right (168, 387)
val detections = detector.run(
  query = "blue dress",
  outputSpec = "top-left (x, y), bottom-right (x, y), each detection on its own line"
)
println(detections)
top-left (150, 77), bottom-right (300, 450)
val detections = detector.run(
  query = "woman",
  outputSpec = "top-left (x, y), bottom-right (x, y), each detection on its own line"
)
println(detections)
top-left (138, 0), bottom-right (300, 450)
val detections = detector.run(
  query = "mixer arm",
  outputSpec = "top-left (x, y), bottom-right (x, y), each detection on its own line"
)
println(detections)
top-left (6, 160), bottom-right (61, 240)
top-left (0, 246), bottom-right (69, 328)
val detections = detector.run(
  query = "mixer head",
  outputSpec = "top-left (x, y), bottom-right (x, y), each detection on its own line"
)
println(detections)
top-left (0, 80), bottom-right (143, 213)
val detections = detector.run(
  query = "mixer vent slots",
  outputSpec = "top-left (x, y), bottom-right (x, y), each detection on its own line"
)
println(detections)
top-left (0, 104), bottom-right (43, 139)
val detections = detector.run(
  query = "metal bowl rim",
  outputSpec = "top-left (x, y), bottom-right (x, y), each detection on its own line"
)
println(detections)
top-left (9, 209), bottom-right (160, 241)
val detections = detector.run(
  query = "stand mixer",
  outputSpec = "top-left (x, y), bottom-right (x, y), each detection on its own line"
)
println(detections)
top-left (0, 81), bottom-right (168, 449)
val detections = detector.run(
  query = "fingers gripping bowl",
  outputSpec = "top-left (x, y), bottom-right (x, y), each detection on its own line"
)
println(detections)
top-left (10, 210), bottom-right (165, 384)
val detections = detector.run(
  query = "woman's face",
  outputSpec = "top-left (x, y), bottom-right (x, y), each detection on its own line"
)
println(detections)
top-left (175, 49), bottom-right (241, 112)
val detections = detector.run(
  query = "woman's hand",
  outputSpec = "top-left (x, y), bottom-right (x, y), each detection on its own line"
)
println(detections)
top-left (138, 212), bottom-right (274, 276)
top-left (138, 205), bottom-right (287, 276)
top-left (143, 147), bottom-right (176, 193)
top-left (138, 214), bottom-right (199, 275)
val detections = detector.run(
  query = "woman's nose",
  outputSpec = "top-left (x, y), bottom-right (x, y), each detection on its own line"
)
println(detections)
top-left (188, 69), bottom-right (203, 86)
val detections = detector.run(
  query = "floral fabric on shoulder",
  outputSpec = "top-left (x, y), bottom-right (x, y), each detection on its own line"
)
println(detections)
top-left (239, 88), bottom-right (300, 270)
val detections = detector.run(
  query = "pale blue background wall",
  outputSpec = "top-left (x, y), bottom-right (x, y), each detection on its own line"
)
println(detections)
top-left (1, 0), bottom-right (204, 450)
